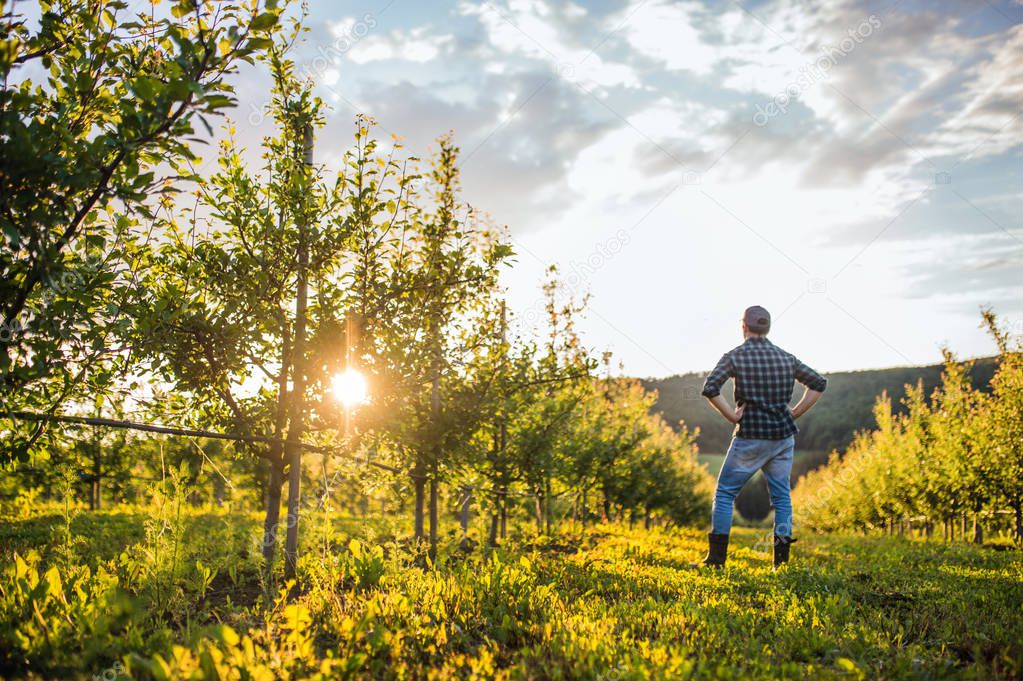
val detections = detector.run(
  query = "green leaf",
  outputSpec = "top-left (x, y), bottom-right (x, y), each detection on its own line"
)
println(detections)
top-left (0, 39), bottom-right (21, 71)
top-left (249, 12), bottom-right (279, 32)
top-left (170, 1), bottom-right (196, 19)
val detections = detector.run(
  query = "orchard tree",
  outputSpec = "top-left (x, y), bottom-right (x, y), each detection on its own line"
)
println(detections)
top-left (602, 410), bottom-right (709, 530)
top-left (135, 44), bottom-right (515, 570)
top-left (929, 352), bottom-right (990, 542)
top-left (457, 298), bottom-right (532, 545)
top-left (982, 309), bottom-right (1023, 544)
top-left (0, 0), bottom-right (281, 460)
top-left (795, 310), bottom-right (1023, 543)
top-left (519, 269), bottom-right (595, 534)
top-left (135, 48), bottom-right (344, 579)
top-left (355, 137), bottom-right (512, 551)
top-left (594, 374), bottom-right (656, 523)
top-left (462, 274), bottom-right (594, 543)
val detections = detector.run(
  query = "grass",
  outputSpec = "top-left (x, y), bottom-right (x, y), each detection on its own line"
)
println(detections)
top-left (0, 506), bottom-right (1020, 679)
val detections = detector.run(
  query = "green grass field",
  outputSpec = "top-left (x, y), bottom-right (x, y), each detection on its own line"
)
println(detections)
top-left (1, 507), bottom-right (1020, 679)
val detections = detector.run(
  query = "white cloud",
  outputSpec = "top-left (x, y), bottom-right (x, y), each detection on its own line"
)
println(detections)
top-left (283, 0), bottom-right (1023, 374)
top-left (929, 23), bottom-right (1023, 162)
top-left (459, 0), bottom-right (640, 89)
top-left (342, 25), bottom-right (455, 64)
top-left (616, 1), bottom-right (722, 75)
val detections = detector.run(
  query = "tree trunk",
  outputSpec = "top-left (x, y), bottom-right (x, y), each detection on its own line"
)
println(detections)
top-left (534, 491), bottom-right (543, 533)
top-left (413, 464), bottom-right (426, 542)
top-left (602, 494), bottom-right (611, 524)
top-left (460, 487), bottom-right (471, 539)
top-left (261, 455), bottom-right (285, 567)
top-left (262, 288), bottom-right (292, 579)
top-left (1015, 500), bottom-right (1023, 547)
top-left (488, 493), bottom-right (500, 546)
top-left (282, 123), bottom-right (314, 584)
top-left (262, 326), bottom-right (291, 577)
top-left (500, 494), bottom-right (507, 540)
top-left (960, 511), bottom-right (967, 542)
top-left (544, 475), bottom-right (552, 535)
top-left (91, 452), bottom-right (101, 511)
top-left (972, 511), bottom-right (983, 545)
top-left (429, 473), bottom-right (439, 555)
top-left (283, 447), bottom-right (302, 580)
top-left (427, 344), bottom-right (441, 554)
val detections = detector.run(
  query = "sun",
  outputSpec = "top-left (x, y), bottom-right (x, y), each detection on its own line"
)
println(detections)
top-left (331, 368), bottom-right (369, 407)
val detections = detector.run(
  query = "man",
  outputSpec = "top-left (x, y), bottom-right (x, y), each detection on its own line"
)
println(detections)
top-left (695, 305), bottom-right (827, 568)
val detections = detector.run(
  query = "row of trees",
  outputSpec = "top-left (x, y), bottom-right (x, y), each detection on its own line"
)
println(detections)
top-left (1, 2), bottom-right (711, 575)
top-left (792, 310), bottom-right (1023, 544)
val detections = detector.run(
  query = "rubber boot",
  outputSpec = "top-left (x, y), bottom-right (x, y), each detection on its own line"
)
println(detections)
top-left (773, 535), bottom-right (796, 568)
top-left (692, 532), bottom-right (729, 568)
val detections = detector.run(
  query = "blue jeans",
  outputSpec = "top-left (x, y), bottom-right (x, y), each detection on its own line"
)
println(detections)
top-left (711, 435), bottom-right (794, 536)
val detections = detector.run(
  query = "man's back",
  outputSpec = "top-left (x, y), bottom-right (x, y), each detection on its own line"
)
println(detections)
top-left (701, 336), bottom-right (827, 440)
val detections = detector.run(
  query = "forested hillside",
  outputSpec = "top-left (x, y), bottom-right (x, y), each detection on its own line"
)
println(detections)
top-left (642, 357), bottom-right (997, 457)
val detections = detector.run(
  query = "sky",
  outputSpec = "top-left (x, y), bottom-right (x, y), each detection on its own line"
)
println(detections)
top-left (221, 0), bottom-right (1023, 378)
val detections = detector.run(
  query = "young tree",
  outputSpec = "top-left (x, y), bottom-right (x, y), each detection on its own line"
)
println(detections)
top-left (795, 312), bottom-right (1021, 543)
top-left (135, 49), bottom-right (343, 579)
top-left (524, 272), bottom-right (594, 533)
top-left (981, 309), bottom-right (1023, 544)
top-left (0, 0), bottom-right (280, 460)
top-left (458, 274), bottom-right (594, 543)
top-left (358, 138), bottom-right (512, 551)
top-left (73, 393), bottom-right (133, 510)
top-left (929, 352), bottom-right (990, 542)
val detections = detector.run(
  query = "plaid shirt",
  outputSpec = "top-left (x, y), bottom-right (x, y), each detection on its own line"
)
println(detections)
top-left (701, 336), bottom-right (827, 440)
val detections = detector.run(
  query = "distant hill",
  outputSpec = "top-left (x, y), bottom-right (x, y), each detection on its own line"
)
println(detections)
top-left (641, 357), bottom-right (997, 458)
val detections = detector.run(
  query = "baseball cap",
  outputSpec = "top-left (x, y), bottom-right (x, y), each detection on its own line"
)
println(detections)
top-left (743, 305), bottom-right (771, 334)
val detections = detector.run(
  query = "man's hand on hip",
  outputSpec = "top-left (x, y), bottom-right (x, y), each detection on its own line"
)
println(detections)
top-left (790, 388), bottom-right (824, 419)
top-left (707, 394), bottom-right (744, 424)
